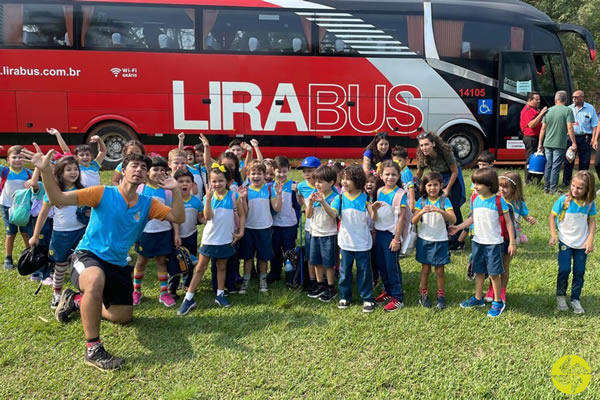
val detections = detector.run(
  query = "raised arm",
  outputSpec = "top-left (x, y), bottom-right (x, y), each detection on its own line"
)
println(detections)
top-left (178, 132), bottom-right (185, 151)
top-left (21, 145), bottom-right (78, 206)
top-left (199, 134), bottom-right (212, 167)
top-left (91, 135), bottom-right (107, 165)
top-left (250, 139), bottom-right (263, 162)
top-left (158, 176), bottom-right (185, 224)
top-left (47, 128), bottom-right (70, 154)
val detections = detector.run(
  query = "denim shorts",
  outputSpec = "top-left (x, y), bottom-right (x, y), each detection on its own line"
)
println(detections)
top-left (49, 228), bottom-right (86, 263)
top-left (2, 205), bottom-right (33, 236)
top-left (239, 228), bottom-right (273, 261)
top-left (200, 243), bottom-right (235, 259)
top-left (472, 241), bottom-right (504, 276)
top-left (135, 230), bottom-right (174, 258)
top-left (309, 235), bottom-right (337, 268)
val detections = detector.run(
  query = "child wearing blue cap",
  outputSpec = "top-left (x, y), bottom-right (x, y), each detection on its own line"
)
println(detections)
top-left (296, 156), bottom-right (321, 292)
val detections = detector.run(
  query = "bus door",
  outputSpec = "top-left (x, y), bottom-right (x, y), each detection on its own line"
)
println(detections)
top-left (15, 92), bottom-right (68, 145)
top-left (531, 53), bottom-right (570, 109)
top-left (496, 51), bottom-right (537, 161)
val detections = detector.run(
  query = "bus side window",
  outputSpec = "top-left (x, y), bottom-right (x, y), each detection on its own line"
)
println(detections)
top-left (202, 9), bottom-right (310, 54)
top-left (0, 3), bottom-right (73, 47)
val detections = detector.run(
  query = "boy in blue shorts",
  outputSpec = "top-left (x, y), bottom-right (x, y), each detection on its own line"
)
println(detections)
top-left (239, 160), bottom-right (282, 294)
top-left (451, 168), bottom-right (516, 318)
top-left (268, 155), bottom-right (298, 283)
top-left (169, 169), bottom-right (205, 299)
top-left (1, 145), bottom-right (33, 269)
top-left (132, 156), bottom-right (177, 307)
top-left (306, 165), bottom-right (339, 302)
top-left (296, 156), bottom-right (321, 291)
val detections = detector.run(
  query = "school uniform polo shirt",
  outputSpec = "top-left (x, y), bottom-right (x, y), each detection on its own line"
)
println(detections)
top-left (331, 192), bottom-right (371, 251)
top-left (79, 160), bottom-right (101, 188)
top-left (180, 196), bottom-right (204, 239)
top-left (374, 187), bottom-right (408, 234)
top-left (551, 195), bottom-right (597, 249)
top-left (401, 167), bottom-right (414, 189)
top-left (186, 164), bottom-right (205, 201)
top-left (76, 186), bottom-right (171, 266)
top-left (138, 184), bottom-right (172, 233)
top-left (310, 190), bottom-right (338, 237)
top-left (415, 196), bottom-right (453, 242)
top-left (0, 167), bottom-right (32, 207)
top-left (202, 190), bottom-right (238, 246)
top-left (246, 184), bottom-right (276, 229)
top-left (471, 195), bottom-right (509, 245)
top-left (273, 180), bottom-right (297, 228)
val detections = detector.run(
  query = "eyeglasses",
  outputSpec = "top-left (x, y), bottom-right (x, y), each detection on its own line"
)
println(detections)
top-left (416, 132), bottom-right (429, 140)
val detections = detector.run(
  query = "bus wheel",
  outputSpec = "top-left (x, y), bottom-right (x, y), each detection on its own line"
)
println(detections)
top-left (88, 122), bottom-right (136, 170)
top-left (442, 126), bottom-right (482, 168)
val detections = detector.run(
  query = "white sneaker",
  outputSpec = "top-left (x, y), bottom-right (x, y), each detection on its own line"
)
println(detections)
top-left (556, 296), bottom-right (569, 311)
top-left (258, 279), bottom-right (269, 293)
top-left (570, 299), bottom-right (585, 314)
top-left (42, 276), bottom-right (54, 286)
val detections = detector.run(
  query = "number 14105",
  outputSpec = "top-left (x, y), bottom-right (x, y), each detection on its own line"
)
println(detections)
top-left (458, 88), bottom-right (486, 97)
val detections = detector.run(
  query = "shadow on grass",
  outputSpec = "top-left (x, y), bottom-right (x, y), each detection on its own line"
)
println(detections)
top-left (130, 308), bottom-right (326, 365)
top-left (503, 292), bottom-right (600, 318)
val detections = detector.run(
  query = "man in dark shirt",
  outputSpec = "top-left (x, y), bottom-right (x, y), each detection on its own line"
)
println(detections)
top-left (520, 91), bottom-right (547, 183)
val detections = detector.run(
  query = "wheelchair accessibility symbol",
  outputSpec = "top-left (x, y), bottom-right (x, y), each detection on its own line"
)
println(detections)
top-left (478, 99), bottom-right (493, 115)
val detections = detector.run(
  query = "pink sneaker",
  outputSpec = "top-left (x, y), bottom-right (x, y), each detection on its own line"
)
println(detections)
top-left (159, 293), bottom-right (176, 307)
top-left (483, 284), bottom-right (495, 303)
top-left (133, 291), bottom-right (143, 306)
top-left (500, 288), bottom-right (507, 303)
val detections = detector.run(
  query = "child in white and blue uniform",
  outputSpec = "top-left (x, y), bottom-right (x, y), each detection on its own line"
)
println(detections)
top-left (412, 172), bottom-right (456, 310)
top-left (268, 156), bottom-right (298, 283)
top-left (331, 165), bottom-right (375, 312)
top-left (1, 145), bottom-right (33, 269)
top-left (549, 171), bottom-right (597, 314)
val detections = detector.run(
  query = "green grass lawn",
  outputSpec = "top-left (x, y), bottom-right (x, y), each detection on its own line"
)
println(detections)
top-left (1, 167), bottom-right (599, 399)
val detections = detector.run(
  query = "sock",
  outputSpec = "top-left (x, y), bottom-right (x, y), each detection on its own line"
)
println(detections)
top-left (158, 272), bottom-right (169, 295)
top-left (437, 289), bottom-right (445, 298)
top-left (133, 272), bottom-right (144, 292)
top-left (86, 337), bottom-right (101, 348)
top-left (184, 292), bottom-right (194, 301)
top-left (74, 293), bottom-right (82, 308)
top-left (327, 284), bottom-right (334, 291)
top-left (259, 273), bottom-right (267, 281)
top-left (243, 274), bottom-right (251, 281)
top-left (420, 288), bottom-right (428, 296)
top-left (217, 289), bottom-right (225, 297)
top-left (53, 261), bottom-right (69, 293)
top-left (6, 255), bottom-right (12, 261)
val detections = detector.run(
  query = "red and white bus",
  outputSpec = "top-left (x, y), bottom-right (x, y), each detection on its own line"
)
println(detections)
top-left (0, 0), bottom-right (595, 168)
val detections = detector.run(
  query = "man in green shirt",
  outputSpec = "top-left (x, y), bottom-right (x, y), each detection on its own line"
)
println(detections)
top-left (538, 90), bottom-right (576, 194)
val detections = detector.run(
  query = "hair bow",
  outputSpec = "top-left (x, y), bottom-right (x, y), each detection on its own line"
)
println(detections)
top-left (211, 162), bottom-right (226, 173)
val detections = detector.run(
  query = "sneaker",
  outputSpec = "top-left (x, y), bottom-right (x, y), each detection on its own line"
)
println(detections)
top-left (487, 301), bottom-right (505, 318)
top-left (238, 280), bottom-right (250, 295)
top-left (571, 299), bottom-right (585, 314)
top-left (318, 288), bottom-right (335, 303)
top-left (483, 284), bottom-right (495, 303)
top-left (3, 257), bottom-right (14, 270)
top-left (30, 274), bottom-right (42, 282)
top-left (383, 297), bottom-right (404, 312)
top-left (132, 291), bottom-right (143, 306)
top-left (460, 296), bottom-right (485, 308)
top-left (227, 286), bottom-right (239, 294)
top-left (159, 293), bottom-right (176, 307)
top-left (169, 291), bottom-right (180, 303)
top-left (338, 299), bottom-right (351, 309)
top-left (177, 298), bottom-right (197, 315)
top-left (362, 301), bottom-right (376, 313)
top-left (419, 294), bottom-right (432, 308)
top-left (55, 289), bottom-right (77, 323)
top-left (42, 276), bottom-right (54, 286)
top-left (556, 296), bottom-right (569, 311)
top-left (449, 241), bottom-right (465, 251)
top-left (307, 283), bottom-right (327, 298)
top-left (375, 291), bottom-right (391, 303)
top-left (85, 343), bottom-right (124, 371)
top-left (436, 296), bottom-right (447, 310)
top-left (215, 294), bottom-right (231, 308)
top-left (50, 293), bottom-right (61, 309)
top-left (259, 279), bottom-right (269, 293)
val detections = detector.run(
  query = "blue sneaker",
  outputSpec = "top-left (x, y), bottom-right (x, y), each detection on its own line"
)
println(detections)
top-left (487, 301), bottom-right (505, 318)
top-left (460, 296), bottom-right (485, 308)
top-left (215, 294), bottom-right (231, 308)
top-left (177, 298), bottom-right (197, 315)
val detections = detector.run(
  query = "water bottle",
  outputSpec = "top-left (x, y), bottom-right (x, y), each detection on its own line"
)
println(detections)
top-left (285, 259), bottom-right (295, 287)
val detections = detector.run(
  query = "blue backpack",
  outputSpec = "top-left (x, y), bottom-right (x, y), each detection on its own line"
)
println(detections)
top-left (9, 188), bottom-right (32, 226)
